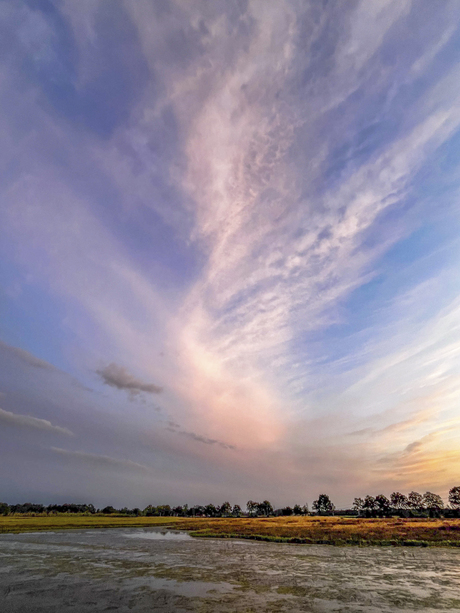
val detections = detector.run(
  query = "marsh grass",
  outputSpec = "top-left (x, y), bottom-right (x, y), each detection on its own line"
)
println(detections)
top-left (0, 514), bottom-right (180, 534)
top-left (3, 514), bottom-right (460, 546)
top-left (177, 516), bottom-right (460, 547)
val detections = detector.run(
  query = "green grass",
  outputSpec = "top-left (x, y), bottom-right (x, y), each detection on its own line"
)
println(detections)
top-left (0, 514), bottom-right (181, 534)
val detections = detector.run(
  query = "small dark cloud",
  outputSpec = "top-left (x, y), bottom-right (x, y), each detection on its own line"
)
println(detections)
top-left (49, 447), bottom-right (149, 473)
top-left (165, 421), bottom-right (235, 450)
top-left (0, 407), bottom-right (72, 436)
top-left (404, 440), bottom-right (423, 453)
top-left (0, 340), bottom-right (56, 370)
top-left (96, 363), bottom-right (162, 397)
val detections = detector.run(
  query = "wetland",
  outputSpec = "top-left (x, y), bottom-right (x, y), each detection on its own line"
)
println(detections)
top-left (2, 527), bottom-right (460, 612)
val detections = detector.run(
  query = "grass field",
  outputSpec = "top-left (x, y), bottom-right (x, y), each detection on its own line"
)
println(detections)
top-left (2, 514), bottom-right (460, 546)
top-left (0, 515), bottom-right (180, 534)
top-left (178, 516), bottom-right (460, 547)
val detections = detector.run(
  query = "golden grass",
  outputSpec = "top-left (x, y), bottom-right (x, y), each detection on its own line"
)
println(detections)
top-left (2, 515), bottom-right (460, 546)
top-left (176, 516), bottom-right (460, 546)
top-left (0, 514), bottom-right (180, 534)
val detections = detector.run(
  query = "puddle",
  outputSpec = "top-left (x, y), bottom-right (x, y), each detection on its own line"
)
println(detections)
top-left (124, 529), bottom-right (192, 541)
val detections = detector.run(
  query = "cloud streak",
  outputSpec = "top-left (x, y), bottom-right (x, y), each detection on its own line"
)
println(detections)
top-left (0, 340), bottom-right (56, 371)
top-left (96, 363), bottom-right (162, 396)
top-left (49, 447), bottom-right (149, 473)
top-left (0, 408), bottom-right (72, 436)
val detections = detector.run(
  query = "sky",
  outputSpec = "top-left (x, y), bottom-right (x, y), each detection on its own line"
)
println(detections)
top-left (1, 0), bottom-right (460, 509)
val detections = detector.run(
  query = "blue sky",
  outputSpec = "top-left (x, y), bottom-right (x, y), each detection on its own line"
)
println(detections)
top-left (1, 0), bottom-right (460, 508)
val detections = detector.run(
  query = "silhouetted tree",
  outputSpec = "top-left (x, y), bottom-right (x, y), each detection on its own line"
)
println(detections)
top-left (293, 504), bottom-right (302, 515)
top-left (375, 494), bottom-right (391, 517)
top-left (407, 491), bottom-right (423, 512)
top-left (390, 492), bottom-right (408, 512)
top-left (220, 502), bottom-right (232, 517)
top-left (353, 497), bottom-right (364, 514)
top-left (423, 492), bottom-right (444, 517)
top-left (246, 500), bottom-right (257, 516)
top-left (232, 504), bottom-right (242, 517)
top-left (205, 503), bottom-right (218, 517)
top-left (313, 494), bottom-right (334, 515)
top-left (258, 500), bottom-right (273, 516)
top-left (448, 487), bottom-right (460, 510)
top-left (362, 495), bottom-right (376, 517)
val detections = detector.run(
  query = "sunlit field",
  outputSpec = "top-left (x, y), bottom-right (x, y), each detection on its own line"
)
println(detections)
top-left (2, 514), bottom-right (460, 546)
top-left (178, 516), bottom-right (460, 546)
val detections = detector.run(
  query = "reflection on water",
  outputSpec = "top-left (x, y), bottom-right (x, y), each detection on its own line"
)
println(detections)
top-left (123, 529), bottom-right (193, 541)
top-left (1, 527), bottom-right (460, 612)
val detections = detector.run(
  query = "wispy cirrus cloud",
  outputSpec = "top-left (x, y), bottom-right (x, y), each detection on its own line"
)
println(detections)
top-left (0, 0), bottom-right (459, 506)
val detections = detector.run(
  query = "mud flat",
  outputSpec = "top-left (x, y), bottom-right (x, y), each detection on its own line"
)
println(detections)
top-left (1, 527), bottom-right (460, 612)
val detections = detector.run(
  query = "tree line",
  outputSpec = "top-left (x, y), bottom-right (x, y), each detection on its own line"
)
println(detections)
top-left (352, 488), bottom-right (460, 518)
top-left (1, 487), bottom-right (459, 517)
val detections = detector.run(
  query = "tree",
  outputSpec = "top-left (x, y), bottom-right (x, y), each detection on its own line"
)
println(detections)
top-left (390, 492), bottom-right (408, 511)
top-left (352, 497), bottom-right (364, 514)
top-left (362, 495), bottom-right (376, 517)
top-left (407, 491), bottom-right (423, 511)
top-left (220, 502), bottom-right (232, 517)
top-left (312, 494), bottom-right (335, 515)
top-left (423, 492), bottom-right (444, 517)
top-left (281, 506), bottom-right (293, 516)
top-left (293, 504), bottom-right (302, 515)
top-left (257, 500), bottom-right (273, 516)
top-left (205, 503), bottom-right (218, 517)
top-left (302, 504), bottom-right (309, 515)
top-left (375, 494), bottom-right (391, 517)
top-left (247, 500), bottom-right (258, 516)
top-left (448, 487), bottom-right (460, 509)
top-left (232, 504), bottom-right (242, 517)
top-left (0, 503), bottom-right (9, 516)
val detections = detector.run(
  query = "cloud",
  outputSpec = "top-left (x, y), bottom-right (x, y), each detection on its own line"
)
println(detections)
top-left (96, 363), bottom-right (162, 396)
top-left (49, 447), bottom-right (149, 473)
top-left (165, 421), bottom-right (235, 450)
top-left (0, 407), bottom-right (72, 436)
top-left (0, 340), bottom-right (56, 370)
top-left (0, 1), bottom-right (460, 506)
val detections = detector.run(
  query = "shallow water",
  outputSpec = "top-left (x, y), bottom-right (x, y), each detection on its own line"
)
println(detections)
top-left (1, 528), bottom-right (460, 612)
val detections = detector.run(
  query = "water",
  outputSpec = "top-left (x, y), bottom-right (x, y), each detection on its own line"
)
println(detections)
top-left (1, 527), bottom-right (460, 612)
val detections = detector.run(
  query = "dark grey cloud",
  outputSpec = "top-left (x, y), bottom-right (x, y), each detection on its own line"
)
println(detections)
top-left (0, 407), bottom-right (72, 436)
top-left (96, 362), bottom-right (162, 396)
top-left (166, 421), bottom-right (235, 450)
top-left (49, 447), bottom-right (149, 473)
top-left (0, 339), bottom-right (56, 370)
